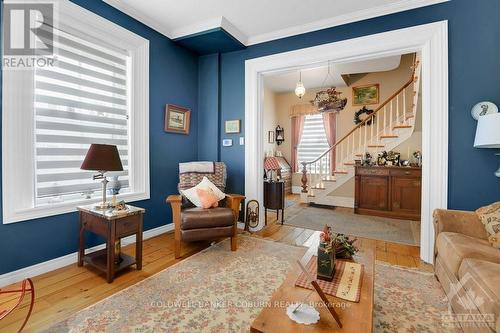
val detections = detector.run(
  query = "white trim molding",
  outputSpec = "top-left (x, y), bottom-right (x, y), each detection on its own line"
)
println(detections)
top-left (2, 0), bottom-right (150, 224)
top-left (245, 21), bottom-right (448, 264)
top-left (103, 0), bottom-right (448, 46)
top-left (0, 224), bottom-right (173, 288)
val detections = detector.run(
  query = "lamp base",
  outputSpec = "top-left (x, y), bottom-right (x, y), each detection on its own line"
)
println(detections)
top-left (94, 202), bottom-right (110, 210)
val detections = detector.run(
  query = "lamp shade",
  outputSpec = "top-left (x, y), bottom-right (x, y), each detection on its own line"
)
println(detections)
top-left (81, 144), bottom-right (123, 171)
top-left (474, 113), bottom-right (500, 148)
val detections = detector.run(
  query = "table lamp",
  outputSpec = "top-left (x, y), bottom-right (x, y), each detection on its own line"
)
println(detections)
top-left (474, 113), bottom-right (500, 177)
top-left (81, 144), bottom-right (124, 209)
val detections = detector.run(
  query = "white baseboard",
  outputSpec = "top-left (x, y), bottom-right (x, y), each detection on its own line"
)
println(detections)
top-left (0, 223), bottom-right (174, 288)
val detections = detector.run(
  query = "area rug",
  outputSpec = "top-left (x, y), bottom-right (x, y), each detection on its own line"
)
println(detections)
top-left (43, 236), bottom-right (306, 333)
top-left (285, 206), bottom-right (420, 245)
top-left (374, 262), bottom-right (460, 333)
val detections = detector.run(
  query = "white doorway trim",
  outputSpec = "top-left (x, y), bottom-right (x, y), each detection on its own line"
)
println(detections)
top-left (244, 21), bottom-right (448, 264)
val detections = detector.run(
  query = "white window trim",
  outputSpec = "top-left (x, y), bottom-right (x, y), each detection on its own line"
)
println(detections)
top-left (2, 0), bottom-right (150, 224)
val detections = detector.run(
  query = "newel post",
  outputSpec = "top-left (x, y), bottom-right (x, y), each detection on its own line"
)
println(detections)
top-left (301, 162), bottom-right (308, 193)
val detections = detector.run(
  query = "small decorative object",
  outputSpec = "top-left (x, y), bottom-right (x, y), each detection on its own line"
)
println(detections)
top-left (334, 234), bottom-right (359, 259)
top-left (225, 119), bottom-right (240, 133)
top-left (362, 152), bottom-right (373, 166)
top-left (286, 303), bottom-right (320, 325)
top-left (165, 104), bottom-right (190, 134)
top-left (413, 150), bottom-right (422, 167)
top-left (401, 159), bottom-right (411, 167)
top-left (386, 150), bottom-right (401, 166)
top-left (222, 139), bottom-right (233, 147)
top-left (295, 71), bottom-right (306, 99)
top-left (244, 200), bottom-right (260, 232)
top-left (317, 225), bottom-right (337, 281)
top-left (310, 87), bottom-right (347, 113)
top-left (81, 144), bottom-right (124, 210)
top-left (275, 125), bottom-right (285, 145)
top-left (268, 131), bottom-right (275, 143)
top-left (471, 101), bottom-right (498, 120)
top-left (377, 151), bottom-right (387, 166)
top-left (354, 106), bottom-right (375, 125)
top-left (275, 150), bottom-right (283, 157)
top-left (474, 113), bottom-right (500, 177)
top-left (354, 159), bottom-right (362, 166)
top-left (108, 176), bottom-right (122, 195)
top-left (352, 83), bottom-right (380, 106)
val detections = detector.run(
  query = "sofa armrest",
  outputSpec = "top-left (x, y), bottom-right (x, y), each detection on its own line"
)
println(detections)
top-left (433, 208), bottom-right (488, 240)
top-left (225, 194), bottom-right (245, 221)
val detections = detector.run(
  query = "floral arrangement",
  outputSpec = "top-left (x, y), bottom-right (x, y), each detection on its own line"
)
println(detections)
top-left (310, 87), bottom-right (347, 113)
top-left (320, 225), bottom-right (359, 259)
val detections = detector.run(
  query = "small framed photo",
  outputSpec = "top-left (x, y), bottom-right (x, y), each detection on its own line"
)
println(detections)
top-left (268, 131), bottom-right (275, 143)
top-left (225, 119), bottom-right (240, 134)
top-left (222, 139), bottom-right (233, 147)
top-left (165, 104), bottom-right (190, 134)
top-left (352, 84), bottom-right (380, 106)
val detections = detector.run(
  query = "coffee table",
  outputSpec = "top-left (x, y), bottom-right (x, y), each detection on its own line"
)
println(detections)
top-left (250, 237), bottom-right (375, 332)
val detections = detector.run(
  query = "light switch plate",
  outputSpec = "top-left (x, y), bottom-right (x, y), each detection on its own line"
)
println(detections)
top-left (239, 137), bottom-right (244, 145)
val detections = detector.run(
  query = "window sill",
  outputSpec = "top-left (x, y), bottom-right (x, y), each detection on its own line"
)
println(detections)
top-left (2, 191), bottom-right (150, 224)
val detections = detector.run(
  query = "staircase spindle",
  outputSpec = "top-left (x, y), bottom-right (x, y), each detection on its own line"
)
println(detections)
top-left (396, 92), bottom-right (399, 122)
top-left (403, 86), bottom-right (407, 124)
top-left (370, 116), bottom-right (374, 145)
top-left (390, 100), bottom-right (393, 128)
top-left (376, 111), bottom-right (380, 144)
top-left (364, 121), bottom-right (367, 151)
top-left (383, 106), bottom-right (387, 134)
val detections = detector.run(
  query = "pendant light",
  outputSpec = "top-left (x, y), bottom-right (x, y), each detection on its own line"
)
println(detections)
top-left (295, 71), bottom-right (306, 98)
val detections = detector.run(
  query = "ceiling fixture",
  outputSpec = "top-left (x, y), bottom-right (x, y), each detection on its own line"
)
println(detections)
top-left (310, 61), bottom-right (347, 113)
top-left (295, 71), bottom-right (306, 98)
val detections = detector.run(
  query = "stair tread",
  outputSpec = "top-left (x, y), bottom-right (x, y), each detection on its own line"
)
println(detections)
top-left (344, 162), bottom-right (355, 165)
top-left (393, 125), bottom-right (412, 129)
top-left (322, 179), bottom-right (336, 182)
top-left (380, 135), bottom-right (399, 139)
top-left (333, 171), bottom-right (348, 174)
top-left (367, 144), bottom-right (385, 148)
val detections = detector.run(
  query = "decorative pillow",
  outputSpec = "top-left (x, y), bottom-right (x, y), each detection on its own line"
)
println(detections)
top-left (476, 201), bottom-right (500, 245)
top-left (196, 188), bottom-right (219, 209)
top-left (181, 176), bottom-right (226, 208)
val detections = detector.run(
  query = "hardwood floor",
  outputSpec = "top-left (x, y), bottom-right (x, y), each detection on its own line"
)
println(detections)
top-left (0, 201), bottom-right (432, 332)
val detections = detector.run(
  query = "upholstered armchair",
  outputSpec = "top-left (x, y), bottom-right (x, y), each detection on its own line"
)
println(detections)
top-left (166, 162), bottom-right (245, 258)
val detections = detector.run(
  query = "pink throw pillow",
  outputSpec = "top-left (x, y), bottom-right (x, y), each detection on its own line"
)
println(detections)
top-left (196, 188), bottom-right (219, 209)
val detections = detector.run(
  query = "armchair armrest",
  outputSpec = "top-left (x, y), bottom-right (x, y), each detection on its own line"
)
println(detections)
top-left (225, 194), bottom-right (245, 221)
top-left (433, 208), bottom-right (488, 240)
top-left (166, 194), bottom-right (182, 204)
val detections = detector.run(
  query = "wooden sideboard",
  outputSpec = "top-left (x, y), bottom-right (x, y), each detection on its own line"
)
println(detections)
top-left (354, 166), bottom-right (421, 220)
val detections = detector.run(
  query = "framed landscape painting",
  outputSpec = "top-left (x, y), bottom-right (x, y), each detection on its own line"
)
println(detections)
top-left (225, 119), bottom-right (241, 134)
top-left (165, 104), bottom-right (190, 134)
top-left (352, 84), bottom-right (380, 106)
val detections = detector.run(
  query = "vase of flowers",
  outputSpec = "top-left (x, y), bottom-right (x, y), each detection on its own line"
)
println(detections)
top-left (317, 225), bottom-right (337, 281)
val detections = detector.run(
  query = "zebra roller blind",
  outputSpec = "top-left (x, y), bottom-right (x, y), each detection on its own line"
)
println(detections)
top-left (297, 114), bottom-right (330, 173)
top-left (34, 24), bottom-right (130, 200)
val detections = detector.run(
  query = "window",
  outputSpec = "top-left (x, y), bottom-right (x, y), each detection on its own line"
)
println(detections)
top-left (2, 2), bottom-right (149, 223)
top-left (297, 114), bottom-right (330, 173)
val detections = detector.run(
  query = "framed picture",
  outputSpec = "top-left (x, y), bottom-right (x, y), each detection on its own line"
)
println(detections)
top-left (268, 131), bottom-right (275, 143)
top-left (352, 84), bottom-right (379, 106)
top-left (225, 119), bottom-right (240, 134)
top-left (165, 104), bottom-right (190, 134)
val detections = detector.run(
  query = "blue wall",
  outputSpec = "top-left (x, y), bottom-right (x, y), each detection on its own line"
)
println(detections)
top-left (197, 53), bottom-right (220, 161)
top-left (218, 0), bottom-right (500, 209)
top-left (0, 0), bottom-right (199, 274)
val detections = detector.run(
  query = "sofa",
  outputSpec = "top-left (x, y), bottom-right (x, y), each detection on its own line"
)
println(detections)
top-left (434, 208), bottom-right (500, 332)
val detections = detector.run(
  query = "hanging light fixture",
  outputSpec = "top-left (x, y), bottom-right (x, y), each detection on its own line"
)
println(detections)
top-left (295, 71), bottom-right (306, 98)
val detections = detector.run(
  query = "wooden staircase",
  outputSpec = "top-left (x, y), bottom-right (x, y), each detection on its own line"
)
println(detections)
top-left (300, 54), bottom-right (421, 206)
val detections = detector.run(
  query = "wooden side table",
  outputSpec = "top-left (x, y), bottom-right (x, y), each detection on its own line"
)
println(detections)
top-left (264, 181), bottom-right (285, 224)
top-left (77, 204), bottom-right (145, 283)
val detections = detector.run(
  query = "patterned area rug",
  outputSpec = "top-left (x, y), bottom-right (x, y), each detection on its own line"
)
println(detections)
top-left (44, 236), bottom-right (306, 333)
top-left (44, 237), bottom-right (456, 333)
top-left (374, 262), bottom-right (461, 333)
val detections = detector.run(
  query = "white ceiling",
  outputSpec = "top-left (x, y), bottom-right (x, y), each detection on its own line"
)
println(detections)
top-left (104, 0), bottom-right (447, 45)
top-left (264, 55), bottom-right (402, 92)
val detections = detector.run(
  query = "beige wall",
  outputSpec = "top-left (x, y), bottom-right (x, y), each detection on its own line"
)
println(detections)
top-left (263, 87), bottom-right (278, 155)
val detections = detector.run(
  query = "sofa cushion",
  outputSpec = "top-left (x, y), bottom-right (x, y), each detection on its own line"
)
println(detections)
top-left (476, 201), bottom-right (500, 248)
top-left (436, 232), bottom-right (500, 277)
top-left (181, 207), bottom-right (234, 230)
top-left (458, 259), bottom-right (500, 331)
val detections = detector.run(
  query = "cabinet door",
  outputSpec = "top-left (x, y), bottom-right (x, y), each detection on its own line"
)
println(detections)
top-left (359, 176), bottom-right (389, 210)
top-left (392, 177), bottom-right (421, 215)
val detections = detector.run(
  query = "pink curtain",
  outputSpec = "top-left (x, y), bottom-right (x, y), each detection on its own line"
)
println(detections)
top-left (291, 115), bottom-right (305, 173)
top-left (322, 112), bottom-right (336, 175)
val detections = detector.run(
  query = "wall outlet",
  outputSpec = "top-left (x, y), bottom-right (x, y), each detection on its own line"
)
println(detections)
top-left (239, 137), bottom-right (244, 145)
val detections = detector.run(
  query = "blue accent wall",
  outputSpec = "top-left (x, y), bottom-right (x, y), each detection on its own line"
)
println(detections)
top-left (0, 0), bottom-right (199, 274)
top-left (197, 53), bottom-right (220, 161)
top-left (218, 0), bottom-right (500, 208)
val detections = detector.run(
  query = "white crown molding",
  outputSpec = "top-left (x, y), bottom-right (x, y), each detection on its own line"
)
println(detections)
top-left (170, 17), bottom-right (223, 40)
top-left (246, 0), bottom-right (449, 45)
top-left (0, 224), bottom-right (174, 288)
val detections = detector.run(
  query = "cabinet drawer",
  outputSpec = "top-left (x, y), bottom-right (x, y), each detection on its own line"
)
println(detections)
top-left (115, 215), bottom-right (140, 237)
top-left (356, 168), bottom-right (389, 176)
top-left (389, 168), bottom-right (421, 177)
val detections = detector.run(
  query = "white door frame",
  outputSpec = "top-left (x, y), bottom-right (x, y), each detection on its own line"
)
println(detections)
top-left (244, 21), bottom-right (448, 264)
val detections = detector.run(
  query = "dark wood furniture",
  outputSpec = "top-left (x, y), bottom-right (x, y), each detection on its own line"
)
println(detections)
top-left (354, 166), bottom-right (421, 220)
top-left (77, 205), bottom-right (145, 283)
top-left (251, 238), bottom-right (375, 333)
top-left (264, 180), bottom-right (285, 224)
